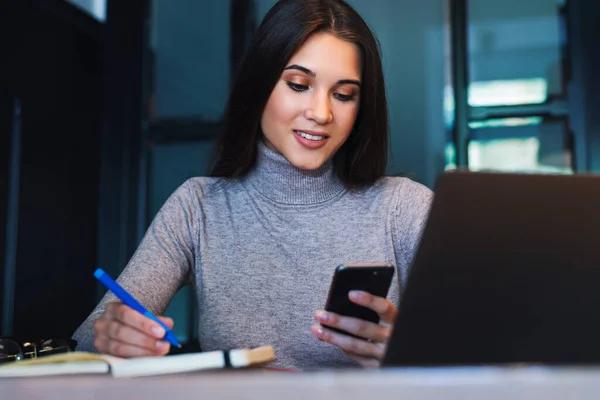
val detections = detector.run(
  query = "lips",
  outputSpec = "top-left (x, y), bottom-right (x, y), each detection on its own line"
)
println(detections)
top-left (293, 130), bottom-right (329, 150)
top-left (294, 130), bottom-right (329, 139)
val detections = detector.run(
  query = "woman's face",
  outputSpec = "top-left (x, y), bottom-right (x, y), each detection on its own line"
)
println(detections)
top-left (261, 32), bottom-right (362, 170)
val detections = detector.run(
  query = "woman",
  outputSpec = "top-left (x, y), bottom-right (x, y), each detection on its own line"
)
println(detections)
top-left (73, 0), bottom-right (433, 369)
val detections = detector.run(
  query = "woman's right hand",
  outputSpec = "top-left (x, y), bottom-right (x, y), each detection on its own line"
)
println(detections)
top-left (93, 301), bottom-right (174, 357)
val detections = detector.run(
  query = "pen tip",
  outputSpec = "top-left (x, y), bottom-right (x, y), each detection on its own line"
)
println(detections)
top-left (177, 344), bottom-right (182, 349)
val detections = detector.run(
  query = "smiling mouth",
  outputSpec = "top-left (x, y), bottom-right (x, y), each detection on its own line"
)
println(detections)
top-left (294, 130), bottom-right (328, 141)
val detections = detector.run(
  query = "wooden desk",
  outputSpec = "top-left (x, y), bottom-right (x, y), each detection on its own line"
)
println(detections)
top-left (2, 366), bottom-right (600, 399)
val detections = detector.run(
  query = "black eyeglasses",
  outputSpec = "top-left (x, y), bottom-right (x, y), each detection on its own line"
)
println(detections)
top-left (0, 338), bottom-right (75, 364)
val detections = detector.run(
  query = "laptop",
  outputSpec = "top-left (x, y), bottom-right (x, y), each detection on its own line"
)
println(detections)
top-left (383, 170), bottom-right (600, 366)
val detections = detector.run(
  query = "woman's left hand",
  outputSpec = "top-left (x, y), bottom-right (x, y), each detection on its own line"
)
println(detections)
top-left (311, 290), bottom-right (397, 368)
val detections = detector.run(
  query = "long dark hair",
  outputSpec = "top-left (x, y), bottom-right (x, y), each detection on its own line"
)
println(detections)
top-left (209, 0), bottom-right (388, 188)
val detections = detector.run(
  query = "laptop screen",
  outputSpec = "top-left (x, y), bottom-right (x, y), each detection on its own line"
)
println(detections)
top-left (384, 171), bottom-right (600, 366)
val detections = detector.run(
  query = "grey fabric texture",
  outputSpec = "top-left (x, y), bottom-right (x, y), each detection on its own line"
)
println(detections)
top-left (73, 142), bottom-right (433, 369)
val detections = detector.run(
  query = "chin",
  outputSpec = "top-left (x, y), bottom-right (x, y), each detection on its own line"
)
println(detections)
top-left (287, 154), bottom-right (328, 171)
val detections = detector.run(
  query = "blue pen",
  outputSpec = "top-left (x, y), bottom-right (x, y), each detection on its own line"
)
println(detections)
top-left (94, 268), bottom-right (182, 348)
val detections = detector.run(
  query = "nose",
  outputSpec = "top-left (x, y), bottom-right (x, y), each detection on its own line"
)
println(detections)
top-left (305, 90), bottom-right (333, 125)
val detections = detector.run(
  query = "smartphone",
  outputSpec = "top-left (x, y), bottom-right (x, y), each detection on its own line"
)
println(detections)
top-left (323, 263), bottom-right (395, 338)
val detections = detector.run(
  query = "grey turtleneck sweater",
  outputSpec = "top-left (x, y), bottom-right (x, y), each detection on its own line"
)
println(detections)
top-left (73, 143), bottom-right (433, 369)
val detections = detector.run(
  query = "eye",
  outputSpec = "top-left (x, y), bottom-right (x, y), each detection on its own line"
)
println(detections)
top-left (334, 93), bottom-right (356, 103)
top-left (287, 82), bottom-right (309, 92)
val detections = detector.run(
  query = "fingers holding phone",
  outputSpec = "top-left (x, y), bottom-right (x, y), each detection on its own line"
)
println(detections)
top-left (311, 292), bottom-right (397, 367)
top-left (347, 290), bottom-right (398, 327)
top-left (311, 264), bottom-right (397, 367)
top-left (93, 301), bottom-right (174, 358)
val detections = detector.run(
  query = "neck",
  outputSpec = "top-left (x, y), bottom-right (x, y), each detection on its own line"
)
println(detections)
top-left (243, 141), bottom-right (345, 205)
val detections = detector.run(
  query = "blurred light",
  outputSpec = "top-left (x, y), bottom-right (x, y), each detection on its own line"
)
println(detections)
top-left (468, 117), bottom-right (542, 129)
top-left (468, 138), bottom-right (572, 174)
top-left (64, 0), bottom-right (106, 22)
top-left (468, 78), bottom-right (548, 107)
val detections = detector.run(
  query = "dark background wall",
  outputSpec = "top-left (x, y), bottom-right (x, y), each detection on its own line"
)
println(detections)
top-left (1, 0), bottom-right (103, 340)
top-left (0, 94), bottom-right (10, 314)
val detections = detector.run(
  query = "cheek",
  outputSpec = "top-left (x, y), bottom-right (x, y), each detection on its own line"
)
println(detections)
top-left (262, 85), bottom-right (298, 132)
top-left (335, 104), bottom-right (360, 139)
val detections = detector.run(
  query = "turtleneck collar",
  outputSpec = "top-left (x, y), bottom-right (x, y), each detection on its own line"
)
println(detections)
top-left (243, 141), bottom-right (346, 205)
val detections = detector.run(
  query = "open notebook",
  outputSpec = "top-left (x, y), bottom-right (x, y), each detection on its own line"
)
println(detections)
top-left (0, 345), bottom-right (275, 378)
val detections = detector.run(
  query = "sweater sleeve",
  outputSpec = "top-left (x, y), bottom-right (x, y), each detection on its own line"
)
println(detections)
top-left (72, 179), bottom-right (199, 352)
top-left (392, 179), bottom-right (434, 289)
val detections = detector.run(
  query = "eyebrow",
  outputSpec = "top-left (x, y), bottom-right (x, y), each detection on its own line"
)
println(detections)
top-left (283, 64), bottom-right (361, 87)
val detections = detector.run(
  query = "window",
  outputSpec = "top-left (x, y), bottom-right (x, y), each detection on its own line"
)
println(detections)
top-left (446, 0), bottom-right (573, 173)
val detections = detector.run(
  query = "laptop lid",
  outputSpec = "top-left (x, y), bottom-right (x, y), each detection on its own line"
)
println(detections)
top-left (383, 171), bottom-right (600, 366)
